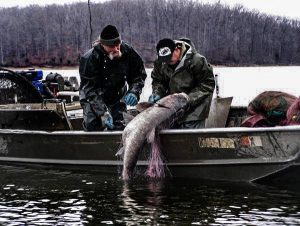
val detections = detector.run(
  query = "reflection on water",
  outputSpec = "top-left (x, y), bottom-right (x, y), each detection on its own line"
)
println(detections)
top-left (0, 165), bottom-right (299, 225)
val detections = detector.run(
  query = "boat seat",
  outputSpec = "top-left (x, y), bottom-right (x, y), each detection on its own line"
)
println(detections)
top-left (205, 97), bottom-right (233, 128)
top-left (0, 102), bottom-right (73, 130)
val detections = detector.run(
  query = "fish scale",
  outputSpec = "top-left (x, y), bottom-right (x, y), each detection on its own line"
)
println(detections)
top-left (120, 92), bottom-right (190, 180)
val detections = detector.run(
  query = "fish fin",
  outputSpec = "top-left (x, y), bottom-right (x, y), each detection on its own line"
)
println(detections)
top-left (122, 112), bottom-right (135, 125)
top-left (136, 102), bottom-right (170, 112)
top-left (116, 147), bottom-right (125, 159)
top-left (156, 103), bottom-right (171, 109)
top-left (175, 108), bottom-right (186, 119)
top-left (147, 128), bottom-right (156, 144)
top-left (136, 102), bottom-right (154, 112)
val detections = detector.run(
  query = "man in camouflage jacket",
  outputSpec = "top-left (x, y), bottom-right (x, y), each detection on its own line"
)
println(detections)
top-left (149, 38), bottom-right (215, 128)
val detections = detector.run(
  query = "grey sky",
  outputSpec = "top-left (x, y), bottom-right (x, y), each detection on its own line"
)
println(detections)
top-left (0, 0), bottom-right (299, 20)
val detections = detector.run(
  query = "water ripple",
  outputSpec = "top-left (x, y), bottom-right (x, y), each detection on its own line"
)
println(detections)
top-left (0, 165), bottom-right (299, 225)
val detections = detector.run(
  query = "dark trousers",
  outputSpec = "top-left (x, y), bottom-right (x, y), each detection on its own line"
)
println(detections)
top-left (172, 120), bottom-right (206, 129)
top-left (83, 101), bottom-right (126, 131)
top-left (108, 101), bottom-right (126, 130)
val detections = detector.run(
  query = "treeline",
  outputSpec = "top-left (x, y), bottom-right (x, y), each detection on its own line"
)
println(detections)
top-left (0, 0), bottom-right (299, 67)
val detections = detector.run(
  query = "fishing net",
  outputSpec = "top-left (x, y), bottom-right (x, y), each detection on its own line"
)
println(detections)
top-left (247, 91), bottom-right (296, 117)
top-left (0, 67), bottom-right (43, 104)
top-left (287, 97), bottom-right (300, 125)
top-left (145, 131), bottom-right (166, 179)
top-left (241, 91), bottom-right (297, 127)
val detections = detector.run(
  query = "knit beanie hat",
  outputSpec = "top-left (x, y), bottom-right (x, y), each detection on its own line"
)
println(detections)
top-left (156, 38), bottom-right (176, 63)
top-left (100, 25), bottom-right (121, 46)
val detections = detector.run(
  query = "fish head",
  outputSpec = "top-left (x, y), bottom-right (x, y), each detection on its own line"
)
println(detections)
top-left (136, 102), bottom-right (155, 112)
top-left (174, 92), bottom-right (190, 105)
top-left (157, 92), bottom-right (190, 110)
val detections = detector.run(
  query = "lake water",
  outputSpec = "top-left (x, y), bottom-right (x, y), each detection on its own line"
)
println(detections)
top-left (1, 66), bottom-right (300, 225)
top-left (0, 165), bottom-right (300, 225)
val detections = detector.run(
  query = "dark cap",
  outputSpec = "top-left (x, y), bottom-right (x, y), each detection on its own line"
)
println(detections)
top-left (156, 38), bottom-right (176, 63)
top-left (100, 25), bottom-right (121, 46)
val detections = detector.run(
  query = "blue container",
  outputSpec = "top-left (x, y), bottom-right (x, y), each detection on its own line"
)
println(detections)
top-left (32, 80), bottom-right (46, 95)
top-left (17, 69), bottom-right (43, 81)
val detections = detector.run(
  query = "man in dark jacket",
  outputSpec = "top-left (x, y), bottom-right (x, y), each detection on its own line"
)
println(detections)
top-left (79, 25), bottom-right (147, 131)
top-left (149, 38), bottom-right (215, 128)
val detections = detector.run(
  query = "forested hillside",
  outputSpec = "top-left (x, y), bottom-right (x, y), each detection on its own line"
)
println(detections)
top-left (0, 0), bottom-right (299, 67)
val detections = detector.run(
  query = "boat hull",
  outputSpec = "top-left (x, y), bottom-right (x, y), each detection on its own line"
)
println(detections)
top-left (0, 126), bottom-right (299, 182)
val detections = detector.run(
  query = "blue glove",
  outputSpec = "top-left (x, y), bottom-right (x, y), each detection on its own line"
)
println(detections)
top-left (148, 94), bottom-right (160, 103)
top-left (124, 93), bottom-right (138, 106)
top-left (104, 114), bottom-right (114, 130)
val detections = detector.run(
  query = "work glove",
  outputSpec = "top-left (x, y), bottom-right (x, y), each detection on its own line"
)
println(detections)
top-left (103, 113), bottom-right (114, 130)
top-left (124, 93), bottom-right (138, 106)
top-left (148, 94), bottom-right (160, 103)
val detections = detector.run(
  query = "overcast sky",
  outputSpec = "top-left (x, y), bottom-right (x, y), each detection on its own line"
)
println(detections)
top-left (0, 0), bottom-right (299, 20)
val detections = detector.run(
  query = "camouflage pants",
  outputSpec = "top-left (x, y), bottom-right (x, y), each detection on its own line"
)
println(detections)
top-left (83, 101), bottom-right (126, 131)
top-left (173, 120), bottom-right (205, 129)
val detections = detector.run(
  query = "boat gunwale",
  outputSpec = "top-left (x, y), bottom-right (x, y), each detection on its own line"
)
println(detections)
top-left (0, 155), bottom-right (297, 165)
top-left (1, 125), bottom-right (300, 135)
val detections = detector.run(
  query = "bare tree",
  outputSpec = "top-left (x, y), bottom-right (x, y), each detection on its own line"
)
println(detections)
top-left (88, 0), bottom-right (93, 46)
top-left (0, 0), bottom-right (299, 67)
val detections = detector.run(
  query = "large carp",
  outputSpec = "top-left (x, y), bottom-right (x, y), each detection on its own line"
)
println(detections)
top-left (119, 92), bottom-right (190, 180)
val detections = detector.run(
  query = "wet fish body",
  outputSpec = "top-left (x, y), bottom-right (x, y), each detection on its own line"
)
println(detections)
top-left (120, 93), bottom-right (190, 180)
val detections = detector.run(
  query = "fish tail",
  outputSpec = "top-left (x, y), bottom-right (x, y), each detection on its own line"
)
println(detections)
top-left (122, 169), bottom-right (130, 181)
top-left (122, 164), bottom-right (134, 180)
top-left (122, 154), bottom-right (137, 181)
